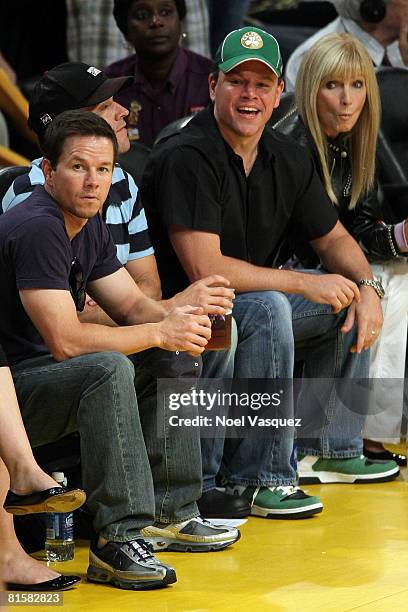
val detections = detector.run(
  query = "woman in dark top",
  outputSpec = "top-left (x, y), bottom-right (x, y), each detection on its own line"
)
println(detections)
top-left (105, 0), bottom-right (213, 146)
top-left (275, 33), bottom-right (407, 464)
top-left (0, 343), bottom-right (84, 590)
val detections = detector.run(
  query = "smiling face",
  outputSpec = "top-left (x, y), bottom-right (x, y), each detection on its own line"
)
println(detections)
top-left (209, 60), bottom-right (284, 145)
top-left (86, 97), bottom-right (130, 154)
top-left (43, 135), bottom-right (114, 223)
top-left (125, 0), bottom-right (181, 58)
top-left (316, 75), bottom-right (367, 138)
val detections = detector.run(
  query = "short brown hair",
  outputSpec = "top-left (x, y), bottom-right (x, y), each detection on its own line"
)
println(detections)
top-left (41, 109), bottom-right (118, 168)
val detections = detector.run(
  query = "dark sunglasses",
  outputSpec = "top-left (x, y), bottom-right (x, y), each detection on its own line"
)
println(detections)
top-left (69, 256), bottom-right (86, 312)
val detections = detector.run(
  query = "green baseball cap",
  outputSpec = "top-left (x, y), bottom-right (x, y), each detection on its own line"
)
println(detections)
top-left (215, 26), bottom-right (283, 78)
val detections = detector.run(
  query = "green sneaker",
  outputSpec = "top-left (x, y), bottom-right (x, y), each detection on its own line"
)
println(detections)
top-left (226, 484), bottom-right (323, 519)
top-left (297, 455), bottom-right (399, 484)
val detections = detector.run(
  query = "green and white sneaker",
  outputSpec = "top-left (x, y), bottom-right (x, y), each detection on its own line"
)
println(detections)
top-left (226, 484), bottom-right (323, 519)
top-left (297, 455), bottom-right (399, 484)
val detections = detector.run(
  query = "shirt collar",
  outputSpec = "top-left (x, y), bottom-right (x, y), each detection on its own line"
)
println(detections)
top-left (188, 105), bottom-right (275, 167)
top-left (133, 47), bottom-right (188, 92)
top-left (341, 18), bottom-right (387, 65)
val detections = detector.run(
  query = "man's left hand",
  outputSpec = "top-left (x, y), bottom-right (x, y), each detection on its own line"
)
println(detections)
top-left (172, 275), bottom-right (235, 315)
top-left (340, 285), bottom-right (383, 353)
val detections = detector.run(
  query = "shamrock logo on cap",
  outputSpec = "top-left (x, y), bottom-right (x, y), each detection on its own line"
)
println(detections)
top-left (241, 31), bottom-right (264, 49)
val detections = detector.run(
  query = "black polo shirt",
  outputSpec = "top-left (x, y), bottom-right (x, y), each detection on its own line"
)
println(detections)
top-left (142, 106), bottom-right (338, 298)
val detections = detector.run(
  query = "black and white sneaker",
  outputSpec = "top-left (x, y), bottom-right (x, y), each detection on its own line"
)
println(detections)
top-left (141, 516), bottom-right (240, 552)
top-left (87, 538), bottom-right (176, 590)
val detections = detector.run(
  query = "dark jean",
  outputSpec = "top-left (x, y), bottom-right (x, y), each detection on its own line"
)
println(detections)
top-left (201, 290), bottom-right (369, 489)
top-left (12, 349), bottom-right (203, 540)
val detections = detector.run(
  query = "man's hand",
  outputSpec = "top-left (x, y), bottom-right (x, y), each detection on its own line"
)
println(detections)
top-left (341, 286), bottom-right (383, 353)
top-left (157, 305), bottom-right (211, 354)
top-left (300, 273), bottom-right (360, 313)
top-left (171, 275), bottom-right (235, 315)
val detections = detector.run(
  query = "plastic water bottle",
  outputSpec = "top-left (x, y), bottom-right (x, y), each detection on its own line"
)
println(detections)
top-left (45, 472), bottom-right (75, 561)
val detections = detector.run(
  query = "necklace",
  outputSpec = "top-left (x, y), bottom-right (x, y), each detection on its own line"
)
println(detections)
top-left (343, 172), bottom-right (352, 197)
top-left (244, 145), bottom-right (259, 176)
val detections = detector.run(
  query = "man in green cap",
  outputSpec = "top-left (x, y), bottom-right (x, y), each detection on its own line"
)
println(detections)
top-left (142, 26), bottom-right (395, 520)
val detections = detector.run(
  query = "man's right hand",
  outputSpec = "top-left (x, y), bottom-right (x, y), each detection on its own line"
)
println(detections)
top-left (157, 305), bottom-right (211, 354)
top-left (300, 273), bottom-right (360, 313)
top-left (171, 274), bottom-right (235, 315)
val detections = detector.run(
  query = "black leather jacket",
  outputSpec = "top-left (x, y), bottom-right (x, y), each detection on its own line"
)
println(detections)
top-left (273, 111), bottom-right (405, 264)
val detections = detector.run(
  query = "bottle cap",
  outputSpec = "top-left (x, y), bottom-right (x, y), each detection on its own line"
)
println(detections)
top-left (51, 471), bottom-right (66, 485)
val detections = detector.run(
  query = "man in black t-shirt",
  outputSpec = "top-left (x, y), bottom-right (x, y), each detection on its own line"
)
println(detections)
top-left (142, 26), bottom-right (397, 520)
top-left (0, 110), bottom-right (239, 591)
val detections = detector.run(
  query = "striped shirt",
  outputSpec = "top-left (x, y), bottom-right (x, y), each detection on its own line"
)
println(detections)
top-left (1, 158), bottom-right (154, 265)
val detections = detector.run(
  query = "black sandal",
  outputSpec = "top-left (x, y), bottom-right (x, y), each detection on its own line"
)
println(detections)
top-left (4, 487), bottom-right (86, 515)
top-left (6, 575), bottom-right (80, 592)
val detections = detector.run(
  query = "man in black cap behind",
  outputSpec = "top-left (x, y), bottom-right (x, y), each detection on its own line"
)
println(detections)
top-left (2, 61), bottom-right (162, 304)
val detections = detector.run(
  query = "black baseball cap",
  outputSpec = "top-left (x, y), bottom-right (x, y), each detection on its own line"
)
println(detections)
top-left (28, 62), bottom-right (133, 138)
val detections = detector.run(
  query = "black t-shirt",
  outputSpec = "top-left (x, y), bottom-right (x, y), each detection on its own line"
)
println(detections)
top-left (142, 106), bottom-right (338, 298)
top-left (0, 186), bottom-right (122, 365)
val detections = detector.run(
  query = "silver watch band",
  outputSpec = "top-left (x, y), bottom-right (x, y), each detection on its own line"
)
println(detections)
top-left (357, 279), bottom-right (385, 299)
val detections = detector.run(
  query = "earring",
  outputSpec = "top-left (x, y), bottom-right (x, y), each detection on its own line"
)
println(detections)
top-left (122, 39), bottom-right (134, 52)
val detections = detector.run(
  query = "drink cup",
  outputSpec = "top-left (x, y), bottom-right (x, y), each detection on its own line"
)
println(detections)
top-left (206, 309), bottom-right (232, 351)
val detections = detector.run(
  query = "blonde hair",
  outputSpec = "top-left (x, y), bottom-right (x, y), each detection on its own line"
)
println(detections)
top-left (295, 32), bottom-right (381, 209)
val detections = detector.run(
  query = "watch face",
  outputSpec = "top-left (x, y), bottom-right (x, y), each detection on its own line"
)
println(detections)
top-left (376, 282), bottom-right (385, 298)
top-left (372, 280), bottom-right (385, 298)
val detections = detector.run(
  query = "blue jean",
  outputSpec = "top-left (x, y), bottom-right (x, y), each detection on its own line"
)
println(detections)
top-left (201, 290), bottom-right (369, 488)
top-left (11, 350), bottom-right (205, 539)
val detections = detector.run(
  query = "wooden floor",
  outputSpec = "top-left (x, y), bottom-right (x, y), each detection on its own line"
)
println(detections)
top-left (10, 447), bottom-right (408, 612)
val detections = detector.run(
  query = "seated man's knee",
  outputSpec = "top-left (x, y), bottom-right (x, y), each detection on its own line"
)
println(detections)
top-left (234, 290), bottom-right (292, 327)
top-left (91, 351), bottom-right (135, 379)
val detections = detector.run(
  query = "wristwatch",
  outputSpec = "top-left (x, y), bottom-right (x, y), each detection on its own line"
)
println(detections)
top-left (357, 279), bottom-right (385, 299)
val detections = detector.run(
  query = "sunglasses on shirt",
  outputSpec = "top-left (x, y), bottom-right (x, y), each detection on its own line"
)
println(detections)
top-left (69, 256), bottom-right (86, 312)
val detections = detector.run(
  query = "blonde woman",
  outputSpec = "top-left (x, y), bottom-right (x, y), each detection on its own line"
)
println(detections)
top-left (275, 32), bottom-right (407, 465)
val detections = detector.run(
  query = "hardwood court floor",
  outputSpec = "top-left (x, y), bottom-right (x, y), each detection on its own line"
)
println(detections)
top-left (11, 450), bottom-right (408, 612)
